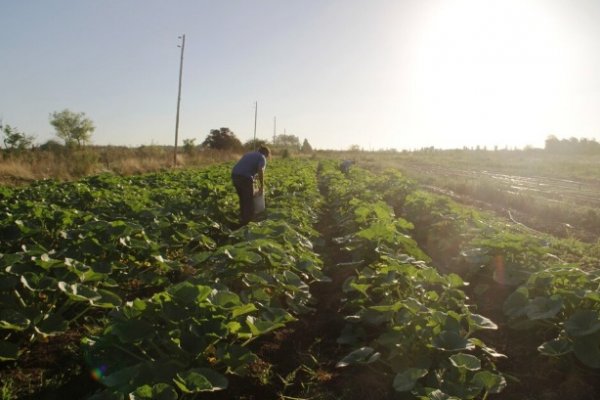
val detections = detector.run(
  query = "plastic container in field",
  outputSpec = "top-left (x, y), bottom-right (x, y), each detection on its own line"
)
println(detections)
top-left (253, 194), bottom-right (265, 214)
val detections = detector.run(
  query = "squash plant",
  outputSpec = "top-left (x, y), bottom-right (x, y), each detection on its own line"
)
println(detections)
top-left (82, 159), bottom-right (327, 398)
top-left (1, 167), bottom-right (240, 362)
top-left (504, 264), bottom-right (600, 368)
top-left (318, 161), bottom-right (506, 398)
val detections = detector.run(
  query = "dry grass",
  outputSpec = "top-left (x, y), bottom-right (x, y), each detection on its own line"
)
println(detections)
top-left (109, 156), bottom-right (171, 175)
top-left (0, 159), bottom-right (37, 181)
top-left (0, 146), bottom-right (326, 186)
top-left (0, 147), bottom-right (243, 186)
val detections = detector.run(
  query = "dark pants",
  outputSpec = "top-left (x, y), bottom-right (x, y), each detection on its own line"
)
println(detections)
top-left (232, 174), bottom-right (254, 225)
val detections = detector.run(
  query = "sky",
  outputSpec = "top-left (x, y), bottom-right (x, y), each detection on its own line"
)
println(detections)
top-left (2, 0), bottom-right (600, 150)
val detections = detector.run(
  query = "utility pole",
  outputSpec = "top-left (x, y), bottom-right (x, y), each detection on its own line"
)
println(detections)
top-left (273, 116), bottom-right (276, 142)
top-left (253, 101), bottom-right (258, 150)
top-left (173, 34), bottom-right (185, 167)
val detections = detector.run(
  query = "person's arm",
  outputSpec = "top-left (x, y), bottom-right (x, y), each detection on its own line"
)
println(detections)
top-left (257, 167), bottom-right (265, 194)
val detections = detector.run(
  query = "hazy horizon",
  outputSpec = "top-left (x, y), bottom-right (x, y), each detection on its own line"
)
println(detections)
top-left (2, 0), bottom-right (600, 150)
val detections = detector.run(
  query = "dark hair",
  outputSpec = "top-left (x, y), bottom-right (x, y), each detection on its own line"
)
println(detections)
top-left (258, 145), bottom-right (271, 158)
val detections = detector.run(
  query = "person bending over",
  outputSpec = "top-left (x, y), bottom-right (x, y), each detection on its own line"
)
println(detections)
top-left (231, 145), bottom-right (271, 226)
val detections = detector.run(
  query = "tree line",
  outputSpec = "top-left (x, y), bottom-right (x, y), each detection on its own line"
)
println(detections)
top-left (196, 127), bottom-right (312, 153)
top-left (545, 135), bottom-right (600, 155)
top-left (1, 110), bottom-right (313, 154)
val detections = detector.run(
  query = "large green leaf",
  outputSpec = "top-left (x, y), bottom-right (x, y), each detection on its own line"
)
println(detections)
top-left (231, 303), bottom-right (257, 318)
top-left (0, 252), bottom-right (24, 268)
top-left (215, 343), bottom-right (258, 375)
top-left (468, 338), bottom-right (507, 358)
top-left (524, 296), bottom-right (563, 320)
top-left (393, 368), bottom-right (428, 392)
top-left (503, 287), bottom-right (529, 318)
top-left (20, 273), bottom-right (57, 292)
top-left (449, 353), bottom-right (481, 371)
top-left (472, 371), bottom-right (506, 394)
top-left (211, 291), bottom-right (242, 308)
top-left (0, 309), bottom-right (30, 331)
top-left (227, 248), bottom-right (262, 264)
top-left (173, 368), bottom-right (228, 393)
top-left (538, 338), bottom-right (572, 356)
top-left (572, 333), bottom-right (600, 368)
top-left (168, 282), bottom-right (212, 305)
top-left (0, 340), bottom-right (19, 361)
top-left (432, 331), bottom-right (474, 351)
top-left (35, 314), bottom-right (69, 336)
top-left (467, 314), bottom-right (497, 331)
top-left (91, 289), bottom-right (123, 308)
top-left (420, 389), bottom-right (461, 400)
top-left (336, 346), bottom-right (381, 368)
top-left (101, 363), bottom-right (142, 388)
top-left (356, 221), bottom-right (397, 242)
top-left (244, 310), bottom-right (293, 337)
top-left (110, 319), bottom-right (154, 343)
top-left (35, 253), bottom-right (64, 270)
top-left (58, 281), bottom-right (101, 302)
top-left (130, 383), bottom-right (178, 400)
top-left (565, 310), bottom-right (600, 337)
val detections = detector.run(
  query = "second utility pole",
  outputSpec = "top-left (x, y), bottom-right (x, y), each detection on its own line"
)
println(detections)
top-left (253, 101), bottom-right (258, 150)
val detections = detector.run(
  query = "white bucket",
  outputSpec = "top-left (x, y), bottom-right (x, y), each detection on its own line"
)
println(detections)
top-left (253, 194), bottom-right (265, 214)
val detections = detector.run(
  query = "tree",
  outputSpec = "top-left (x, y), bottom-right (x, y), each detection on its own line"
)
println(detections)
top-left (301, 138), bottom-right (313, 153)
top-left (49, 109), bottom-right (95, 147)
top-left (201, 127), bottom-right (243, 151)
top-left (273, 134), bottom-right (300, 150)
top-left (182, 138), bottom-right (196, 154)
top-left (243, 138), bottom-right (269, 151)
top-left (1, 123), bottom-right (34, 152)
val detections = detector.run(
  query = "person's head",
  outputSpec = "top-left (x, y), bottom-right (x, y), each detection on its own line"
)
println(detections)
top-left (258, 145), bottom-right (271, 159)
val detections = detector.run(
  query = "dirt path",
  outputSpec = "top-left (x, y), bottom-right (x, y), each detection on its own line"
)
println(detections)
top-left (226, 169), bottom-right (399, 400)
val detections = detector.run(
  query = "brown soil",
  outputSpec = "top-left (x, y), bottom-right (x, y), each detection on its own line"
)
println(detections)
top-left (0, 329), bottom-right (101, 399)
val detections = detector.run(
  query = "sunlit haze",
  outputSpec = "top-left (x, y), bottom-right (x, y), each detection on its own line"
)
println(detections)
top-left (2, 0), bottom-right (600, 150)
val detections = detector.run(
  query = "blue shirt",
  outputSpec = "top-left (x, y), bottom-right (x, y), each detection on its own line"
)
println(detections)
top-left (232, 151), bottom-right (267, 179)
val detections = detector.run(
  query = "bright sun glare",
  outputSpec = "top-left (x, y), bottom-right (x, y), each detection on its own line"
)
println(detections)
top-left (400, 0), bottom-right (587, 149)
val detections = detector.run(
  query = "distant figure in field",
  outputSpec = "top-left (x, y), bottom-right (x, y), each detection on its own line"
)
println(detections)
top-left (340, 159), bottom-right (353, 174)
top-left (231, 146), bottom-right (271, 226)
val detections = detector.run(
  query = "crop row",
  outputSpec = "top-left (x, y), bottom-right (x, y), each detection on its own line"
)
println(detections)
top-left (84, 160), bottom-right (328, 398)
top-left (317, 161), bottom-right (506, 399)
top-left (349, 164), bottom-right (600, 378)
top-left (0, 160), bottom-right (327, 399)
top-left (1, 167), bottom-right (238, 365)
top-left (395, 187), bottom-right (600, 371)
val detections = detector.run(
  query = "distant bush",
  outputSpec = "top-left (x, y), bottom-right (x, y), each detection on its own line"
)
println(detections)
top-left (243, 138), bottom-right (269, 151)
top-left (1, 124), bottom-right (35, 154)
top-left (39, 139), bottom-right (64, 153)
top-left (201, 127), bottom-right (243, 151)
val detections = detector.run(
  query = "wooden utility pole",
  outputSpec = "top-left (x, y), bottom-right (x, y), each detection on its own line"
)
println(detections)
top-left (253, 101), bottom-right (258, 150)
top-left (173, 34), bottom-right (185, 167)
top-left (273, 116), bottom-right (276, 142)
